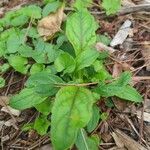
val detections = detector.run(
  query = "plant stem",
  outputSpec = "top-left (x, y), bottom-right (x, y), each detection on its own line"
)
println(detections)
top-left (54, 82), bottom-right (98, 87)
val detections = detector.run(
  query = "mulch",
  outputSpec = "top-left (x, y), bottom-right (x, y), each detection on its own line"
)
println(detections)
top-left (0, 0), bottom-right (150, 149)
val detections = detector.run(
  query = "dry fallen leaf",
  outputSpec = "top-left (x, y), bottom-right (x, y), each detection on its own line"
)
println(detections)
top-left (112, 62), bottom-right (122, 78)
top-left (37, 5), bottom-right (64, 40)
top-left (0, 96), bottom-right (9, 106)
top-left (1, 106), bottom-right (21, 116)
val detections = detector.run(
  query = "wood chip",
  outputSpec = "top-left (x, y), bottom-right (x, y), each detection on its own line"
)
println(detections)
top-left (110, 20), bottom-right (132, 47)
top-left (137, 111), bottom-right (150, 123)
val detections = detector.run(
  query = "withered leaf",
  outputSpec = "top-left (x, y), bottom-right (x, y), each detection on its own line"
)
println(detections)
top-left (37, 5), bottom-right (64, 40)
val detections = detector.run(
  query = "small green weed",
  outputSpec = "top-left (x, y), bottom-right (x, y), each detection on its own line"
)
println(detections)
top-left (0, 0), bottom-right (142, 149)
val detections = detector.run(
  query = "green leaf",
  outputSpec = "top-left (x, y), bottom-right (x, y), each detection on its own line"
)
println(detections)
top-left (0, 77), bottom-right (5, 88)
top-left (66, 9), bottom-right (98, 56)
top-left (56, 34), bottom-right (68, 48)
top-left (100, 112), bottom-right (109, 121)
top-left (0, 28), bottom-right (16, 41)
top-left (76, 48), bottom-right (99, 71)
top-left (18, 45), bottom-right (34, 57)
top-left (97, 35), bottom-right (111, 45)
top-left (32, 39), bottom-right (59, 64)
top-left (45, 65), bottom-right (57, 74)
top-left (22, 27), bottom-right (39, 38)
top-left (0, 63), bottom-right (10, 73)
top-left (102, 0), bottom-right (121, 15)
top-left (92, 60), bottom-right (111, 82)
top-left (43, 0), bottom-right (56, 4)
top-left (30, 63), bottom-right (45, 75)
top-left (26, 71), bottom-right (64, 96)
top-left (35, 99), bottom-right (53, 115)
top-left (26, 71), bottom-right (64, 87)
top-left (87, 105), bottom-right (100, 132)
top-left (11, 15), bottom-right (29, 26)
top-left (73, 0), bottom-right (92, 9)
top-left (7, 32), bottom-right (23, 53)
top-left (22, 123), bottom-right (34, 131)
top-left (96, 84), bottom-right (142, 102)
top-left (34, 115), bottom-right (50, 135)
top-left (54, 52), bottom-right (76, 74)
top-left (8, 55), bottom-right (29, 74)
top-left (75, 129), bottom-right (99, 150)
top-left (10, 88), bottom-right (47, 110)
top-left (51, 86), bottom-right (95, 150)
top-left (42, 1), bottom-right (62, 17)
top-left (0, 41), bottom-right (6, 57)
top-left (113, 71), bottom-right (131, 86)
top-left (115, 85), bottom-right (142, 102)
top-left (21, 5), bottom-right (42, 19)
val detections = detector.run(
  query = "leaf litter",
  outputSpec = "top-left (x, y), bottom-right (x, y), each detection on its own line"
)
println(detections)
top-left (0, 0), bottom-right (150, 149)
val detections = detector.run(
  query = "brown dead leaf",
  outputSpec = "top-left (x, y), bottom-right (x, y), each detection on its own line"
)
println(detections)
top-left (112, 63), bottom-right (122, 78)
top-left (37, 5), bottom-right (64, 40)
top-left (0, 96), bottom-right (9, 106)
top-left (1, 106), bottom-right (21, 116)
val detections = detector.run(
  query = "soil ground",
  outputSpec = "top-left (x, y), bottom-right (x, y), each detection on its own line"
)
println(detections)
top-left (0, 0), bottom-right (150, 149)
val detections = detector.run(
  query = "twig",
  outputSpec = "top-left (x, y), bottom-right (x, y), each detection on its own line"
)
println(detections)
top-left (125, 116), bottom-right (147, 145)
top-left (5, 71), bottom-right (14, 96)
top-left (132, 76), bottom-right (150, 81)
top-left (1, 126), bottom-right (4, 150)
top-left (28, 136), bottom-right (49, 150)
top-left (118, 4), bottom-right (150, 15)
top-left (96, 42), bottom-right (116, 54)
top-left (54, 82), bottom-right (98, 87)
top-left (0, 97), bottom-right (18, 130)
top-left (139, 87), bottom-right (148, 144)
top-left (22, 16), bottom-right (33, 44)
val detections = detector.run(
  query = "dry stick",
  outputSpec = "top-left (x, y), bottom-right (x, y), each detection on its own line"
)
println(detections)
top-left (118, 4), bottom-right (150, 15)
top-left (133, 64), bottom-right (147, 75)
top-left (132, 76), bottom-right (150, 81)
top-left (28, 136), bottom-right (49, 150)
top-left (1, 71), bottom-right (18, 129)
top-left (5, 71), bottom-right (14, 96)
top-left (125, 116), bottom-right (149, 148)
top-left (139, 87), bottom-right (149, 144)
top-left (9, 112), bottom-right (37, 146)
top-left (22, 15), bottom-right (33, 44)
top-left (1, 126), bottom-right (4, 150)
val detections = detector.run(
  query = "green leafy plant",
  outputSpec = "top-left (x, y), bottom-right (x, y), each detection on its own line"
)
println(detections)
top-left (102, 0), bottom-right (121, 15)
top-left (0, 0), bottom-right (142, 149)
